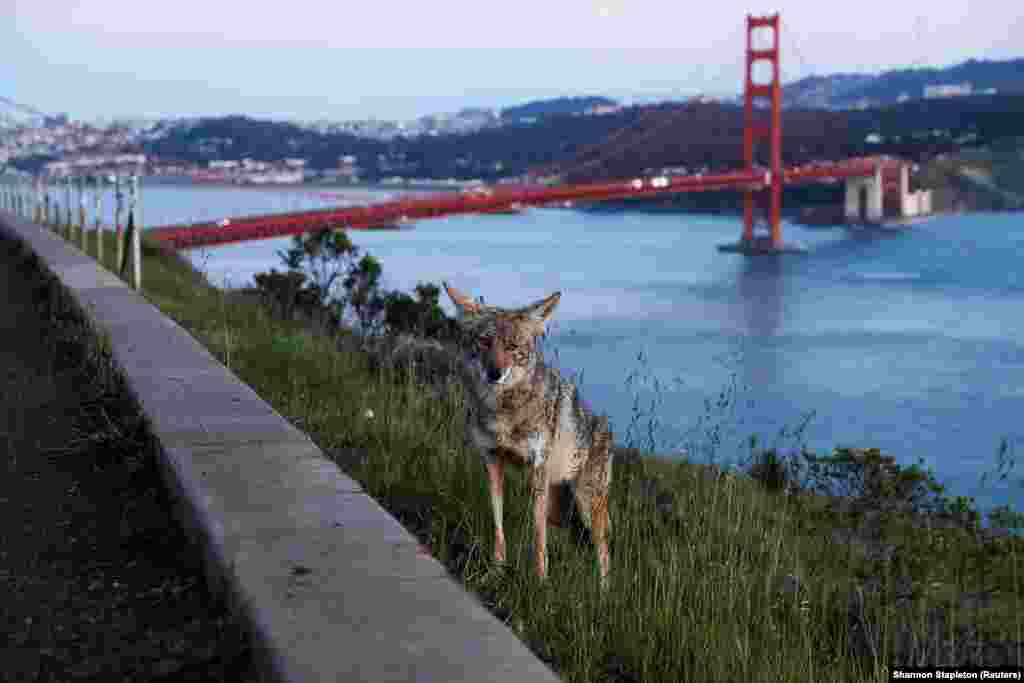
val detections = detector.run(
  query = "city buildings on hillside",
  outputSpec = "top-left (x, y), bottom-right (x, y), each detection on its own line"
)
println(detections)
top-left (924, 83), bottom-right (974, 98)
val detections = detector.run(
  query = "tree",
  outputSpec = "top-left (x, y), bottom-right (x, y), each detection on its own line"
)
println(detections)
top-left (253, 269), bottom-right (308, 321)
top-left (382, 282), bottom-right (456, 339)
top-left (342, 253), bottom-right (385, 334)
top-left (276, 228), bottom-right (359, 310)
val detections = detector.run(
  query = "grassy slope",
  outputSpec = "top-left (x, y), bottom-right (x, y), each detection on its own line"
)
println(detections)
top-left (51, 223), bottom-right (1024, 681)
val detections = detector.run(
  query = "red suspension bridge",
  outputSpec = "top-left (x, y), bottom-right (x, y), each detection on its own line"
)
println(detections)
top-left (147, 15), bottom-right (913, 254)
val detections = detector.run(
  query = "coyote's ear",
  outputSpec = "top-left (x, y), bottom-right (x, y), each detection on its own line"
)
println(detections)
top-left (443, 281), bottom-right (481, 316)
top-left (525, 291), bottom-right (561, 323)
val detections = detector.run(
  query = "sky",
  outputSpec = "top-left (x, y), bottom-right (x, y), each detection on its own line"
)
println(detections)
top-left (4, 0), bottom-right (1021, 123)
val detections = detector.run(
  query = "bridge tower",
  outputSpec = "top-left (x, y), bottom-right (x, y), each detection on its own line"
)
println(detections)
top-left (743, 13), bottom-right (783, 249)
top-left (721, 14), bottom-right (800, 253)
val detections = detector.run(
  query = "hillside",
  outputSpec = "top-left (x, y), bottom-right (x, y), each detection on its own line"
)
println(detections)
top-left (540, 101), bottom-right (864, 182)
top-left (542, 94), bottom-right (1024, 183)
top-left (138, 108), bottom-right (642, 180)
top-left (780, 74), bottom-right (876, 109)
top-left (782, 57), bottom-right (1024, 109)
top-left (500, 96), bottom-right (619, 121)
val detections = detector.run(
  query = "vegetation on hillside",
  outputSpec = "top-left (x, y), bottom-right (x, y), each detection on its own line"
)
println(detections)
top-left (543, 95), bottom-right (1024, 183)
top-left (501, 96), bottom-right (619, 121)
top-left (137, 108), bottom-right (643, 181)
top-left (782, 57), bottom-right (1024, 109)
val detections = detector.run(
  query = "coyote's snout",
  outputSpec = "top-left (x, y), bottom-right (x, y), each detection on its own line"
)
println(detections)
top-left (444, 282), bottom-right (613, 588)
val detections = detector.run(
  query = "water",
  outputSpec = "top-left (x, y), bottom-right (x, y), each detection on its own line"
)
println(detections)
top-left (44, 182), bottom-right (1024, 521)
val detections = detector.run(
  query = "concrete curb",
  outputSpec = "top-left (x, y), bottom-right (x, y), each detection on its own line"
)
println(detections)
top-left (0, 212), bottom-right (561, 683)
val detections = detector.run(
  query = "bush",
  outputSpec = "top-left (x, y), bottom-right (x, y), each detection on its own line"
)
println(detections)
top-left (382, 282), bottom-right (457, 341)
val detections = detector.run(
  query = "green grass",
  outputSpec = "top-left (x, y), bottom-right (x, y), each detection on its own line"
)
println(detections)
top-left (38, 217), bottom-right (1024, 681)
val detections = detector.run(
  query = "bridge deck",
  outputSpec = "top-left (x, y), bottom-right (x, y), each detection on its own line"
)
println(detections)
top-left (147, 159), bottom-right (890, 251)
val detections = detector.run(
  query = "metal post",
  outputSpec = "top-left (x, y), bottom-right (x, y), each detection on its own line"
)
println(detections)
top-left (121, 175), bottom-right (142, 291)
top-left (95, 177), bottom-right (103, 263)
top-left (70, 177), bottom-right (77, 241)
top-left (34, 177), bottom-right (42, 224)
top-left (43, 187), bottom-right (51, 228)
top-left (115, 176), bottom-right (124, 270)
top-left (64, 176), bottom-right (72, 240)
top-left (78, 176), bottom-right (87, 250)
top-left (132, 174), bottom-right (142, 291)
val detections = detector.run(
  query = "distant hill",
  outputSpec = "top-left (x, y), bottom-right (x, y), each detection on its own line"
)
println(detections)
top-left (780, 74), bottom-right (876, 109)
top-left (782, 57), bottom-right (1024, 109)
top-left (136, 109), bottom-right (641, 180)
top-left (144, 115), bottom-right (382, 169)
top-left (541, 94), bottom-right (1024, 183)
top-left (500, 96), bottom-right (619, 121)
top-left (539, 101), bottom-right (860, 182)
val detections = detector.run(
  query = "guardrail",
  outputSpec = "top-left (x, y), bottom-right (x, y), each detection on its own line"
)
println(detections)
top-left (2, 174), bottom-right (143, 290)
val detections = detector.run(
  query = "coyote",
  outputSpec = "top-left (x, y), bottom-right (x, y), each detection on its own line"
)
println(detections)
top-left (443, 283), bottom-right (613, 588)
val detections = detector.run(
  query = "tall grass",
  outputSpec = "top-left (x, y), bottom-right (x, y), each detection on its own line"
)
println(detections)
top-left (49, 227), bottom-right (1024, 680)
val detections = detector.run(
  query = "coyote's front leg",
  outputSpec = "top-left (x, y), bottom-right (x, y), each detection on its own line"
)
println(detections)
top-left (486, 457), bottom-right (506, 564)
top-left (529, 464), bottom-right (550, 581)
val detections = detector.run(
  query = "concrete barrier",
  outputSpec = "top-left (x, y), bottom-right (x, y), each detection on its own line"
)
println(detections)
top-left (0, 211), bottom-right (561, 683)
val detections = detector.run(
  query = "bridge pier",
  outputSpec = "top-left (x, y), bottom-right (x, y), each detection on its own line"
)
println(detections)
top-left (844, 165), bottom-right (884, 223)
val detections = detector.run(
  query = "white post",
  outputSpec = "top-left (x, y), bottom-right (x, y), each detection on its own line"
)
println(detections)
top-left (115, 176), bottom-right (124, 269)
top-left (64, 176), bottom-right (71, 239)
top-left (95, 179), bottom-right (103, 263)
top-left (132, 174), bottom-right (141, 291)
top-left (43, 182), bottom-right (51, 228)
top-left (37, 177), bottom-right (45, 225)
top-left (78, 176), bottom-right (87, 250)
